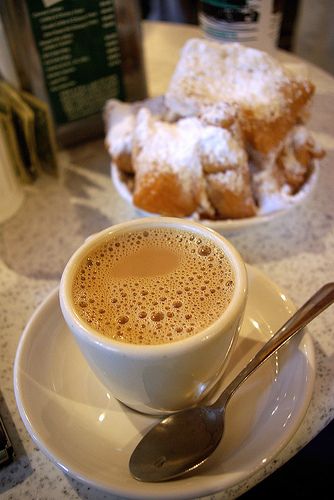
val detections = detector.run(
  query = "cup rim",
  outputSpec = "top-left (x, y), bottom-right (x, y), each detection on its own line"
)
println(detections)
top-left (59, 217), bottom-right (247, 357)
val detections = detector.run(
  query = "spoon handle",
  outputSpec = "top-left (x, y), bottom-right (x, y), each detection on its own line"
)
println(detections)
top-left (213, 282), bottom-right (334, 409)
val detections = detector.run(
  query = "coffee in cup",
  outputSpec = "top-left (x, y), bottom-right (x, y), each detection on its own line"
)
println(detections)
top-left (60, 217), bottom-right (247, 414)
top-left (71, 226), bottom-right (235, 345)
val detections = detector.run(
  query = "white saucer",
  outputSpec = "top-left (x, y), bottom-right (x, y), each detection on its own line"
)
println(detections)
top-left (14, 265), bottom-right (315, 499)
top-left (111, 162), bottom-right (319, 234)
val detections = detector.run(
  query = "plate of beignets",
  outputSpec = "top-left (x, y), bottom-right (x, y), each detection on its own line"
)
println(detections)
top-left (105, 39), bottom-right (324, 231)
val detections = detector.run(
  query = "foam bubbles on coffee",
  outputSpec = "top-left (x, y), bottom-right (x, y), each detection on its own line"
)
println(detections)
top-left (72, 228), bottom-right (235, 345)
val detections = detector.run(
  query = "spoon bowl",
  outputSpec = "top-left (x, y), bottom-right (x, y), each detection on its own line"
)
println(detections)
top-left (130, 406), bottom-right (225, 481)
top-left (129, 283), bottom-right (334, 482)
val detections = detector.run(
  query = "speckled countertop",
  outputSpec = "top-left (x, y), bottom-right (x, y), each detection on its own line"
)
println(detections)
top-left (0, 22), bottom-right (334, 500)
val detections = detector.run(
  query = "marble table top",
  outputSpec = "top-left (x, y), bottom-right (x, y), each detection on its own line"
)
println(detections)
top-left (0, 21), bottom-right (333, 500)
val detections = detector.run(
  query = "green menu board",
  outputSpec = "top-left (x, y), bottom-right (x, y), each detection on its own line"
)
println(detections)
top-left (26, 0), bottom-right (125, 125)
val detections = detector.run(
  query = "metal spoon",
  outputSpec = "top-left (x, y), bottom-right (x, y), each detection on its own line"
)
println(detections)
top-left (129, 282), bottom-right (334, 482)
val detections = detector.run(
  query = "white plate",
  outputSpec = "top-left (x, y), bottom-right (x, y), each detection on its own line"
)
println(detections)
top-left (14, 265), bottom-right (315, 499)
top-left (112, 163), bottom-right (319, 233)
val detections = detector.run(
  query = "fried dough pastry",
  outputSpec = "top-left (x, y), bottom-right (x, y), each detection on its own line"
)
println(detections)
top-left (251, 125), bottom-right (325, 209)
top-left (105, 39), bottom-right (324, 220)
top-left (274, 126), bottom-right (325, 193)
top-left (166, 39), bottom-right (314, 154)
top-left (206, 170), bottom-right (257, 219)
top-left (132, 109), bottom-right (208, 217)
top-left (132, 108), bottom-right (256, 218)
top-left (104, 96), bottom-right (174, 174)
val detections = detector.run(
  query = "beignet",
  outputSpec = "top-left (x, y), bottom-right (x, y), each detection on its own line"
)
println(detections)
top-left (274, 126), bottom-right (325, 193)
top-left (166, 39), bottom-right (314, 154)
top-left (104, 96), bottom-right (175, 174)
top-left (104, 39), bottom-right (324, 220)
top-left (132, 109), bottom-right (206, 217)
top-left (132, 108), bottom-right (255, 218)
top-left (206, 170), bottom-right (257, 219)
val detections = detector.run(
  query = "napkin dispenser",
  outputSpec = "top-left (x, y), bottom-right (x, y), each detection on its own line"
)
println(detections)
top-left (0, 0), bottom-right (147, 146)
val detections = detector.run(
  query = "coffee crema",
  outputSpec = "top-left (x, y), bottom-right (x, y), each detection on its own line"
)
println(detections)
top-left (72, 227), bottom-right (235, 345)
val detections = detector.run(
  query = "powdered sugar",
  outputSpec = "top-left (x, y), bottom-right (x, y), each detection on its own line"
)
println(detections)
top-left (105, 37), bottom-right (323, 223)
top-left (199, 126), bottom-right (246, 170)
top-left (105, 96), bottom-right (173, 158)
top-left (112, 159), bottom-right (319, 222)
top-left (109, 106), bottom-right (321, 220)
top-left (251, 125), bottom-right (321, 213)
top-left (292, 125), bottom-right (311, 147)
top-left (209, 170), bottom-right (245, 194)
top-left (107, 114), bottom-right (136, 157)
top-left (133, 108), bottom-right (245, 196)
top-left (134, 109), bottom-right (202, 193)
top-left (105, 100), bottom-right (136, 157)
top-left (166, 39), bottom-right (293, 120)
top-left (199, 102), bottom-right (237, 127)
top-left (254, 161), bottom-right (319, 215)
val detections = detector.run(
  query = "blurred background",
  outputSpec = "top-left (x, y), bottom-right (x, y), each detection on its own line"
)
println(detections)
top-left (140, 0), bottom-right (334, 75)
top-left (1, 0), bottom-right (333, 151)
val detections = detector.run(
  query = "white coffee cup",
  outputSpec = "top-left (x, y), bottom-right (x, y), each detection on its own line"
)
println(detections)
top-left (59, 217), bottom-right (247, 415)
